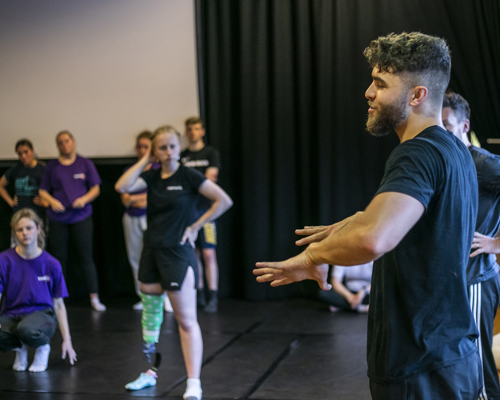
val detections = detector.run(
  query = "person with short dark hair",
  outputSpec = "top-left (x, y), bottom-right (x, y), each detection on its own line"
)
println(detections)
top-left (115, 125), bottom-right (232, 399)
top-left (0, 208), bottom-right (76, 372)
top-left (180, 117), bottom-right (222, 313)
top-left (254, 32), bottom-right (482, 399)
top-left (0, 139), bottom-right (48, 219)
top-left (443, 91), bottom-right (500, 400)
top-left (39, 131), bottom-right (105, 312)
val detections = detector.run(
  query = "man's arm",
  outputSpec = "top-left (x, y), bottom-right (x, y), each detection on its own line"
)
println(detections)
top-left (254, 192), bottom-right (424, 288)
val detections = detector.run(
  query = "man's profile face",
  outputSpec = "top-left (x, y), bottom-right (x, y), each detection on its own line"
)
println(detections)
top-left (365, 68), bottom-right (409, 137)
top-left (186, 122), bottom-right (205, 143)
top-left (442, 107), bottom-right (468, 142)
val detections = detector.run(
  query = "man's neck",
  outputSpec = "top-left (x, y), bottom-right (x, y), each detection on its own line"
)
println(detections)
top-left (188, 140), bottom-right (205, 152)
top-left (396, 114), bottom-right (444, 143)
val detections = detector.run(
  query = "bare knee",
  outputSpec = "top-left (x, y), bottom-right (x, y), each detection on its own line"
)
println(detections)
top-left (202, 248), bottom-right (217, 265)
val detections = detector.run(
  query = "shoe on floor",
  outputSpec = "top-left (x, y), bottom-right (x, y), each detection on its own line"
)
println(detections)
top-left (125, 372), bottom-right (157, 391)
top-left (133, 301), bottom-right (143, 310)
top-left (204, 298), bottom-right (218, 313)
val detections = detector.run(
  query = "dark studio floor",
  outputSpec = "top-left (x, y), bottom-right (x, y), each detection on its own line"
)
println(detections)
top-left (0, 298), bottom-right (370, 400)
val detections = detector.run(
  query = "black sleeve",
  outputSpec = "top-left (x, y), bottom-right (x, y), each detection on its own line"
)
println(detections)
top-left (3, 163), bottom-right (20, 183)
top-left (185, 167), bottom-right (206, 192)
top-left (482, 155), bottom-right (500, 192)
top-left (208, 148), bottom-right (221, 170)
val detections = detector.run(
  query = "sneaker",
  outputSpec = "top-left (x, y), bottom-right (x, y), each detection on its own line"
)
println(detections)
top-left (133, 301), bottom-right (143, 310)
top-left (204, 297), bottom-right (218, 313)
top-left (328, 305), bottom-right (341, 313)
top-left (357, 304), bottom-right (369, 313)
top-left (125, 372), bottom-right (157, 391)
top-left (90, 298), bottom-right (106, 312)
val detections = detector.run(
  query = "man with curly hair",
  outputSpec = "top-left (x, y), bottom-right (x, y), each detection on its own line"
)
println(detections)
top-left (254, 32), bottom-right (482, 399)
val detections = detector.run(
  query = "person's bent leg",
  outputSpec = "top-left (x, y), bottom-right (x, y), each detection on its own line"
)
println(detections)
top-left (123, 214), bottom-right (144, 303)
top-left (70, 218), bottom-right (105, 311)
top-left (168, 267), bottom-right (203, 399)
top-left (16, 309), bottom-right (56, 372)
top-left (125, 282), bottom-right (163, 391)
top-left (0, 315), bottom-right (28, 371)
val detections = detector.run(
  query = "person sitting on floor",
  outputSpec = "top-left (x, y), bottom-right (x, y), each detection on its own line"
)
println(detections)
top-left (317, 262), bottom-right (373, 313)
top-left (0, 208), bottom-right (77, 372)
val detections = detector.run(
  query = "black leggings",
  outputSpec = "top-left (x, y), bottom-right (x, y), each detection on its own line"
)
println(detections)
top-left (49, 216), bottom-right (99, 294)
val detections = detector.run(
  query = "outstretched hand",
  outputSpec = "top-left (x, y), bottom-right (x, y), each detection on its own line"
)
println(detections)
top-left (470, 232), bottom-right (500, 258)
top-left (254, 252), bottom-right (331, 290)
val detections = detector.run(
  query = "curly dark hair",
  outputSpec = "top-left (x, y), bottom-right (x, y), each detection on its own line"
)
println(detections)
top-left (364, 32), bottom-right (451, 106)
top-left (442, 92), bottom-right (470, 122)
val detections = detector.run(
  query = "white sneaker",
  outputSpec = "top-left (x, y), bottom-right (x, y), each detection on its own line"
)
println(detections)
top-left (125, 371), bottom-right (157, 390)
top-left (90, 298), bottom-right (106, 312)
top-left (133, 301), bottom-right (143, 310)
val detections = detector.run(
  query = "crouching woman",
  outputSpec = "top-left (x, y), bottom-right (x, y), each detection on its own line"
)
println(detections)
top-left (0, 208), bottom-right (76, 372)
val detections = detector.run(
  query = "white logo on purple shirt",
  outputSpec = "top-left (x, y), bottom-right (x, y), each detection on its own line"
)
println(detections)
top-left (73, 173), bottom-right (86, 180)
top-left (38, 275), bottom-right (51, 282)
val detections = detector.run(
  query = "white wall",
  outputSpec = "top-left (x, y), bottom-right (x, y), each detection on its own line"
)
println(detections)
top-left (0, 0), bottom-right (199, 159)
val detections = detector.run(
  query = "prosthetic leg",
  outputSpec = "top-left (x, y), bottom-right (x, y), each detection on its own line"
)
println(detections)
top-left (125, 293), bottom-right (164, 391)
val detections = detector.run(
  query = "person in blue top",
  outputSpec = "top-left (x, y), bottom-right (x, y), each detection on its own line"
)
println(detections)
top-left (254, 32), bottom-right (482, 400)
top-left (115, 125), bottom-right (232, 400)
top-left (442, 92), bottom-right (500, 400)
top-left (0, 208), bottom-right (76, 372)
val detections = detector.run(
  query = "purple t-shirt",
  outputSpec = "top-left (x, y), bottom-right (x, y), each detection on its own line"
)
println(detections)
top-left (0, 248), bottom-right (68, 316)
top-left (124, 161), bottom-right (160, 217)
top-left (40, 155), bottom-right (101, 224)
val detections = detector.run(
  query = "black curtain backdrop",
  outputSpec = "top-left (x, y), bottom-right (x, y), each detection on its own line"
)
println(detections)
top-left (197, 0), bottom-right (500, 300)
top-left (1, 1), bottom-right (499, 303)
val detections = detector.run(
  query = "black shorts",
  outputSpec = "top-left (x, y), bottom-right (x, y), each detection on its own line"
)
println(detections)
top-left (139, 244), bottom-right (199, 291)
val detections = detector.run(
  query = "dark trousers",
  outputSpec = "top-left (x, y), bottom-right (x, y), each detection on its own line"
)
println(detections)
top-left (0, 309), bottom-right (56, 351)
top-left (49, 216), bottom-right (99, 294)
top-left (469, 274), bottom-right (500, 400)
top-left (370, 350), bottom-right (483, 400)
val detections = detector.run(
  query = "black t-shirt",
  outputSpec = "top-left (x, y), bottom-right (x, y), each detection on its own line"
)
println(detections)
top-left (141, 164), bottom-right (206, 248)
top-left (181, 145), bottom-right (221, 210)
top-left (467, 146), bottom-right (500, 285)
top-left (368, 126), bottom-right (478, 382)
top-left (4, 161), bottom-right (46, 217)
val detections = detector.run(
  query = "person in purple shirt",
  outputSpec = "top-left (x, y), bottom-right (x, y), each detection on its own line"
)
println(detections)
top-left (0, 208), bottom-right (76, 372)
top-left (120, 130), bottom-right (173, 312)
top-left (39, 131), bottom-right (105, 311)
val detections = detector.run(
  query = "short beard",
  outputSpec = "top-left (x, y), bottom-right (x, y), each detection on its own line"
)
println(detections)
top-left (366, 93), bottom-right (408, 137)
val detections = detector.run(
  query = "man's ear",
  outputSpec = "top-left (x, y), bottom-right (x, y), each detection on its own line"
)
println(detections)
top-left (462, 119), bottom-right (470, 135)
top-left (409, 86), bottom-right (428, 106)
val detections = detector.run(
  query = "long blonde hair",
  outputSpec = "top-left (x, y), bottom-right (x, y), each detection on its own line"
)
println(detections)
top-left (11, 208), bottom-right (45, 249)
